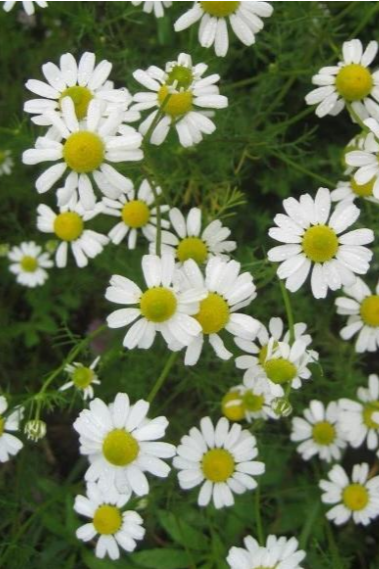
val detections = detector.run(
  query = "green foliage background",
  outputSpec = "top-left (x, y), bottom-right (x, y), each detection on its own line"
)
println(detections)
top-left (1, 2), bottom-right (379, 568)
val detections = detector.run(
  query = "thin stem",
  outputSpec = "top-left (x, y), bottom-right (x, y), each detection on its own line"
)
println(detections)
top-left (255, 485), bottom-right (264, 545)
top-left (147, 351), bottom-right (178, 404)
top-left (271, 150), bottom-right (336, 188)
top-left (145, 170), bottom-right (162, 256)
top-left (278, 278), bottom-right (295, 344)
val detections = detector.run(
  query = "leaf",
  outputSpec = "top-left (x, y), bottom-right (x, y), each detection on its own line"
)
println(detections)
top-left (130, 549), bottom-right (194, 569)
top-left (157, 510), bottom-right (208, 551)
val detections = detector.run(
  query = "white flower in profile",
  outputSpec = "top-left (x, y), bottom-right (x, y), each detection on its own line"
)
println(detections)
top-left (174, 2), bottom-right (273, 58)
top-left (37, 201), bottom-right (108, 268)
top-left (173, 417), bottom-right (265, 509)
top-left (3, 1), bottom-right (47, 15)
top-left (227, 534), bottom-right (306, 569)
top-left (320, 463), bottom-right (379, 526)
top-left (268, 187), bottom-right (374, 299)
top-left (103, 179), bottom-right (170, 249)
top-left (305, 39), bottom-right (379, 120)
top-left (73, 393), bottom-right (176, 495)
top-left (22, 97), bottom-right (142, 209)
top-left (132, 52), bottom-right (228, 147)
top-left (331, 177), bottom-right (379, 205)
top-left (60, 357), bottom-right (101, 400)
top-left (0, 396), bottom-right (23, 463)
top-left (75, 481), bottom-right (145, 560)
top-left (8, 241), bottom-right (53, 287)
top-left (345, 118), bottom-right (379, 198)
top-left (222, 375), bottom-right (276, 424)
top-left (0, 150), bottom-right (14, 176)
top-left (131, 1), bottom-right (172, 18)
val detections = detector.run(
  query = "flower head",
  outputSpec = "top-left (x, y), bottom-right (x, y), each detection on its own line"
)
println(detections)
top-left (0, 396), bottom-right (23, 463)
top-left (60, 357), bottom-right (101, 400)
top-left (345, 118), bottom-right (379, 199)
top-left (227, 534), bottom-right (306, 569)
top-left (24, 419), bottom-right (47, 442)
top-left (8, 241), bottom-right (53, 287)
top-left (222, 375), bottom-right (276, 423)
top-left (331, 177), bottom-right (379, 206)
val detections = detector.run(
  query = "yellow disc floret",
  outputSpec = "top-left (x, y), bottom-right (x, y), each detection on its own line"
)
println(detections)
top-left (222, 391), bottom-right (245, 422)
top-left (335, 64), bottom-right (373, 102)
top-left (302, 225), bottom-right (339, 263)
top-left (20, 256), bottom-right (38, 272)
top-left (342, 483), bottom-right (369, 511)
top-left (72, 366), bottom-right (94, 389)
top-left (195, 293), bottom-right (230, 335)
top-left (102, 429), bottom-right (140, 466)
top-left (54, 212), bottom-right (84, 242)
top-left (264, 358), bottom-right (297, 385)
top-left (0, 416), bottom-right (4, 437)
top-left (312, 421), bottom-right (336, 445)
top-left (177, 237), bottom-right (208, 264)
top-left (351, 177), bottom-right (375, 197)
top-left (166, 65), bottom-right (193, 90)
top-left (158, 85), bottom-right (193, 117)
top-left (63, 131), bottom-right (104, 173)
top-left (140, 287), bottom-right (177, 323)
top-left (363, 401), bottom-right (379, 429)
top-left (60, 86), bottom-right (93, 120)
top-left (93, 505), bottom-right (122, 535)
top-left (201, 1), bottom-right (240, 17)
top-left (202, 448), bottom-right (235, 482)
top-left (121, 200), bottom-right (150, 228)
top-left (360, 295), bottom-right (379, 327)
top-left (243, 390), bottom-right (265, 413)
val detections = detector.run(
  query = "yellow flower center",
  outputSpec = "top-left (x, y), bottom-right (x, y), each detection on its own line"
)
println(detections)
top-left (350, 176), bottom-right (375, 197)
top-left (63, 131), bottom-right (104, 173)
top-left (342, 484), bottom-right (369, 511)
top-left (177, 237), bottom-right (208, 264)
top-left (60, 86), bottom-right (93, 120)
top-left (360, 295), bottom-right (379, 327)
top-left (0, 416), bottom-right (4, 437)
top-left (140, 287), bottom-right (177, 323)
top-left (363, 402), bottom-right (379, 429)
top-left (264, 358), bottom-right (297, 385)
top-left (195, 293), bottom-right (230, 335)
top-left (54, 212), bottom-right (84, 242)
top-left (243, 390), bottom-right (265, 412)
top-left (121, 200), bottom-right (150, 228)
top-left (335, 64), bottom-right (373, 102)
top-left (20, 256), bottom-right (38, 272)
top-left (302, 225), bottom-right (339, 263)
top-left (72, 366), bottom-right (94, 389)
top-left (312, 421), bottom-right (336, 445)
top-left (158, 85), bottom-right (193, 117)
top-left (222, 391), bottom-right (245, 422)
top-left (202, 448), bottom-right (235, 482)
top-left (200, 1), bottom-right (240, 17)
top-left (93, 505), bottom-right (122, 535)
top-left (166, 65), bottom-right (193, 90)
top-left (102, 429), bottom-right (140, 467)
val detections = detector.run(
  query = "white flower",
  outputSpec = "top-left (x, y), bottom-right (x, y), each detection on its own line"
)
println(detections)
top-left (60, 357), bottom-right (101, 400)
top-left (227, 534), bottom-right (306, 569)
top-left (305, 39), bottom-right (379, 120)
top-left (335, 277), bottom-right (379, 353)
top-left (177, 256), bottom-right (260, 366)
top-left (331, 177), bottom-right (379, 205)
top-left (22, 97), bottom-right (143, 209)
top-left (8, 241), bottom-right (53, 287)
top-left (37, 201), bottom-right (108, 268)
top-left (0, 150), bottom-right (14, 176)
top-left (106, 254), bottom-right (206, 350)
top-left (319, 463), bottom-right (379, 526)
top-left (132, 52), bottom-right (228, 147)
top-left (346, 118), bottom-right (379, 199)
top-left (103, 179), bottom-right (170, 248)
top-left (339, 375), bottom-right (379, 451)
top-left (0, 396), bottom-right (23, 463)
top-left (173, 417), bottom-right (265, 509)
top-left (131, 1), bottom-right (172, 18)
top-left (291, 400), bottom-right (347, 463)
top-left (73, 393), bottom-right (176, 495)
top-left (152, 207), bottom-right (236, 264)
top-left (174, 2), bottom-right (273, 58)
top-left (268, 187), bottom-right (374, 299)
top-left (75, 481), bottom-right (145, 560)
top-left (222, 375), bottom-right (276, 423)
top-left (3, 1), bottom-right (47, 15)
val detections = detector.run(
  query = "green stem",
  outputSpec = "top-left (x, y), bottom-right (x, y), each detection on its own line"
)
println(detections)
top-left (325, 520), bottom-right (344, 569)
top-left (147, 351), bottom-right (178, 403)
top-left (278, 278), bottom-right (295, 344)
top-left (145, 169), bottom-right (162, 256)
top-left (271, 150), bottom-right (336, 188)
top-left (255, 485), bottom-right (265, 545)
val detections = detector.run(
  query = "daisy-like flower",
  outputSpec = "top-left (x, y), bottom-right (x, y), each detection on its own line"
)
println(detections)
top-left (3, 1), bottom-right (47, 15)
top-left (73, 393), bottom-right (176, 495)
top-left (37, 201), bottom-right (108, 268)
top-left (0, 150), bottom-right (14, 176)
top-left (268, 187), bottom-right (374, 299)
top-left (335, 277), bottom-right (379, 353)
top-left (152, 207), bottom-right (236, 264)
top-left (222, 375), bottom-right (276, 423)
top-left (319, 463), bottom-right (379, 526)
top-left (132, 52), bottom-right (228, 147)
top-left (339, 375), bottom-right (379, 451)
top-left (22, 97), bottom-right (143, 209)
top-left (75, 482), bottom-right (145, 560)
top-left (227, 534), bottom-right (306, 569)
top-left (305, 39), bottom-right (379, 120)
top-left (345, 118), bottom-right (379, 198)
top-left (173, 417), bottom-right (265, 509)
top-left (177, 256), bottom-right (260, 366)
top-left (103, 179), bottom-right (170, 248)
top-left (290, 400), bottom-right (347, 463)
top-left (7, 241), bottom-right (53, 288)
top-left (106, 254), bottom-right (206, 350)
top-left (131, 1), bottom-right (172, 18)
top-left (24, 52), bottom-right (132, 126)
top-left (60, 357), bottom-right (101, 400)
top-left (174, 2), bottom-right (273, 58)
top-left (331, 177), bottom-right (379, 205)
top-left (0, 396), bottom-right (23, 463)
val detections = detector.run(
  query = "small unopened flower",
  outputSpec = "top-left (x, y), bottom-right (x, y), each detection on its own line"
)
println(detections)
top-left (24, 419), bottom-right (47, 442)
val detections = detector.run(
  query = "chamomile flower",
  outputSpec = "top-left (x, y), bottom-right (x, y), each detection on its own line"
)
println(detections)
top-left (331, 177), bottom-right (379, 205)
top-left (173, 417), bottom-right (265, 509)
top-left (174, 2), bottom-right (273, 58)
top-left (152, 207), bottom-right (236, 264)
top-left (335, 277), bottom-right (379, 353)
top-left (0, 150), bottom-right (13, 176)
top-left (227, 535), bottom-right (306, 569)
top-left (131, 1), bottom-right (172, 17)
top-left (345, 118), bottom-right (379, 198)
top-left (222, 375), bottom-right (276, 423)
top-left (291, 401), bottom-right (347, 463)
top-left (3, 1), bottom-right (47, 15)
top-left (60, 357), bottom-right (101, 400)
top-left (177, 256), bottom-right (260, 366)
top-left (105, 254), bottom-right (206, 350)
top-left (132, 52), bottom-right (228, 147)
top-left (22, 97), bottom-right (143, 209)
top-left (319, 463), bottom-right (379, 526)
top-left (7, 241), bottom-right (53, 288)
top-left (102, 179), bottom-right (170, 248)
top-left (75, 482), bottom-right (145, 560)
top-left (0, 396), bottom-right (23, 463)
top-left (305, 39), bottom-right (379, 120)
top-left (268, 187), bottom-right (374, 299)
top-left (37, 201), bottom-right (108, 268)
top-left (73, 393), bottom-right (176, 495)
